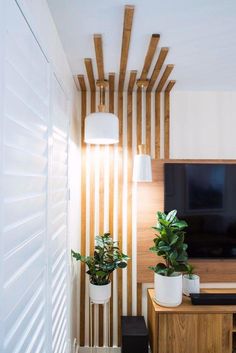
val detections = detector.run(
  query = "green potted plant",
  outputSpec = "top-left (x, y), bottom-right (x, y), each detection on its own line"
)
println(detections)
top-left (72, 233), bottom-right (129, 304)
top-left (149, 210), bottom-right (189, 307)
top-left (183, 263), bottom-right (200, 296)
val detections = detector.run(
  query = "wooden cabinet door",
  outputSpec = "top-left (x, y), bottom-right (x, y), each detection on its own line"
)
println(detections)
top-left (158, 313), bottom-right (232, 353)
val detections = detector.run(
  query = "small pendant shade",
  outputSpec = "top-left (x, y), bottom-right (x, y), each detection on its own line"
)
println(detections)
top-left (84, 112), bottom-right (119, 144)
top-left (133, 145), bottom-right (152, 182)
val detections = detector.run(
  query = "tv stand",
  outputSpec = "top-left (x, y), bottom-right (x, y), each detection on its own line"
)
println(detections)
top-left (148, 288), bottom-right (236, 353)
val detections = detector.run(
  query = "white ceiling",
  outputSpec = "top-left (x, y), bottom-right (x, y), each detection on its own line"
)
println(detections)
top-left (47, 0), bottom-right (236, 90)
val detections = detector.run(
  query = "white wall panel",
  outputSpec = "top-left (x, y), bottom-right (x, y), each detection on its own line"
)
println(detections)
top-left (0, 1), bottom-right (70, 353)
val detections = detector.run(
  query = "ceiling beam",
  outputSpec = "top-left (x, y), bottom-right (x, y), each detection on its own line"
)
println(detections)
top-left (77, 75), bottom-right (87, 91)
top-left (147, 47), bottom-right (169, 92)
top-left (109, 72), bottom-right (115, 92)
top-left (140, 34), bottom-right (160, 81)
top-left (118, 5), bottom-right (135, 92)
top-left (84, 58), bottom-right (96, 91)
top-left (165, 80), bottom-right (176, 92)
top-left (156, 64), bottom-right (174, 92)
top-left (94, 34), bottom-right (105, 81)
top-left (128, 70), bottom-right (137, 92)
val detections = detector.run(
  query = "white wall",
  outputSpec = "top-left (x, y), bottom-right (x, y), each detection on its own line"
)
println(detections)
top-left (0, 0), bottom-right (80, 352)
top-left (171, 91), bottom-right (236, 159)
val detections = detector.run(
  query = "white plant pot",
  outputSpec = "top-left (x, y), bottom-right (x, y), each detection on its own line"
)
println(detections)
top-left (183, 274), bottom-right (200, 296)
top-left (154, 273), bottom-right (183, 307)
top-left (89, 282), bottom-right (111, 304)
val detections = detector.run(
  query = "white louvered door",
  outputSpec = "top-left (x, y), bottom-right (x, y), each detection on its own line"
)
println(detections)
top-left (0, 1), bottom-right (70, 353)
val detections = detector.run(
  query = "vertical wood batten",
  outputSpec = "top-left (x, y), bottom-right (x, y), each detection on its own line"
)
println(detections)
top-left (146, 91), bottom-right (151, 155)
top-left (127, 90), bottom-right (133, 315)
top-left (79, 78), bottom-right (87, 346)
top-left (155, 92), bottom-right (161, 159)
top-left (137, 88), bottom-right (142, 148)
top-left (117, 91), bottom-right (123, 345)
top-left (108, 74), bottom-right (115, 346)
top-left (164, 81), bottom-right (176, 159)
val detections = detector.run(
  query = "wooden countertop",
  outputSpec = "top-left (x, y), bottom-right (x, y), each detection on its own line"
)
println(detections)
top-left (148, 288), bottom-right (236, 314)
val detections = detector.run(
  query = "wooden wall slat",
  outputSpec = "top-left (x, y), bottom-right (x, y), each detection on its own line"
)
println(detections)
top-left (147, 48), bottom-right (169, 92)
top-left (164, 92), bottom-right (170, 159)
top-left (79, 87), bottom-right (87, 346)
top-left (94, 34), bottom-right (105, 81)
top-left (165, 80), bottom-right (176, 93)
top-left (140, 34), bottom-right (160, 80)
top-left (127, 89), bottom-right (133, 315)
top-left (156, 64), bottom-right (174, 92)
top-left (118, 5), bottom-right (135, 91)
top-left (155, 92), bottom-right (161, 159)
top-left (128, 70), bottom-right (137, 92)
top-left (146, 91), bottom-right (151, 155)
top-left (137, 283), bottom-right (142, 316)
top-left (99, 145), bottom-right (104, 347)
top-left (78, 75), bottom-right (87, 92)
top-left (117, 91), bottom-right (123, 345)
top-left (137, 88), bottom-right (142, 148)
top-left (84, 58), bottom-right (96, 92)
top-left (108, 75), bottom-right (115, 346)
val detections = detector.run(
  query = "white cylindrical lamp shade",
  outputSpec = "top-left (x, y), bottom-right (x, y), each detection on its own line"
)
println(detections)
top-left (133, 154), bottom-right (152, 182)
top-left (84, 112), bottom-right (119, 144)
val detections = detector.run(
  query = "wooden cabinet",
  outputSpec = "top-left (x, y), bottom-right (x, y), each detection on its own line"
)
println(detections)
top-left (148, 289), bottom-right (236, 353)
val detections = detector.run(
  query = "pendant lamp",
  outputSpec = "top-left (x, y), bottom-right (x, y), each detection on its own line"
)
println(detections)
top-left (84, 82), bottom-right (119, 144)
top-left (133, 81), bottom-right (152, 182)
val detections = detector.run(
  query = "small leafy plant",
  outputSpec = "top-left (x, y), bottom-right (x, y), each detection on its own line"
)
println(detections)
top-left (185, 263), bottom-right (195, 279)
top-left (72, 233), bottom-right (129, 285)
top-left (149, 210), bottom-right (189, 276)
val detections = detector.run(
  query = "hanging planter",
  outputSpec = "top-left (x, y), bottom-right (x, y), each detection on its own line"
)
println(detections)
top-left (72, 233), bottom-right (129, 304)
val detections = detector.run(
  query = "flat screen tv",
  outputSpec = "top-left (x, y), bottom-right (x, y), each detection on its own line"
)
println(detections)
top-left (164, 163), bottom-right (236, 259)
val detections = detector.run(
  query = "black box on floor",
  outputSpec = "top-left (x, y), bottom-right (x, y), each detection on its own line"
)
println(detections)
top-left (121, 316), bottom-right (149, 353)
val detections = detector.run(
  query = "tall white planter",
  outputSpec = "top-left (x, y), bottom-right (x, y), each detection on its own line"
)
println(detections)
top-left (89, 282), bottom-right (111, 304)
top-left (183, 274), bottom-right (200, 296)
top-left (154, 273), bottom-right (183, 307)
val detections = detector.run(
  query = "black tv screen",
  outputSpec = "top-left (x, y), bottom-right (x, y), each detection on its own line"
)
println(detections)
top-left (164, 163), bottom-right (236, 259)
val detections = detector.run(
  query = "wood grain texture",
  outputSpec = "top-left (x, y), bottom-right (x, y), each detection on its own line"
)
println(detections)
top-left (127, 90), bottom-right (133, 315)
top-left (146, 91), bottom-right (151, 155)
top-left (156, 64), bottom-right (174, 92)
top-left (140, 34), bottom-right (160, 80)
top-left (148, 289), bottom-right (235, 353)
top-left (165, 80), bottom-right (176, 92)
top-left (128, 70), bottom-right (137, 92)
top-left (99, 146), bottom-right (104, 347)
top-left (80, 89), bottom-right (87, 346)
top-left (78, 74), bottom-right (87, 92)
top-left (84, 58), bottom-right (96, 92)
top-left (164, 91), bottom-right (170, 159)
top-left (137, 283), bottom-right (142, 316)
top-left (137, 88), bottom-right (142, 148)
top-left (147, 48), bottom-right (169, 92)
top-left (108, 77), bottom-right (115, 346)
top-left (94, 34), bottom-right (105, 81)
top-left (117, 91), bottom-right (123, 344)
top-left (158, 313), bottom-right (232, 353)
top-left (137, 160), bottom-right (236, 283)
top-left (118, 5), bottom-right (135, 91)
top-left (155, 92), bottom-right (161, 159)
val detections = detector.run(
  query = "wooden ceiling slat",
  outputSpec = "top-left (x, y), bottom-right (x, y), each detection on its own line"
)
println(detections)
top-left (128, 70), bottom-right (137, 92)
top-left (77, 74), bottom-right (87, 91)
top-left (118, 5), bottom-right (135, 92)
top-left (140, 34), bottom-right (160, 81)
top-left (165, 80), bottom-right (176, 92)
top-left (156, 64), bottom-right (174, 92)
top-left (94, 34), bottom-right (105, 81)
top-left (109, 73), bottom-right (115, 92)
top-left (147, 47), bottom-right (169, 92)
top-left (84, 58), bottom-right (96, 91)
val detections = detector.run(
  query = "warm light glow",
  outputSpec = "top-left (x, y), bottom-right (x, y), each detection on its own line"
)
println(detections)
top-left (84, 112), bottom-right (119, 145)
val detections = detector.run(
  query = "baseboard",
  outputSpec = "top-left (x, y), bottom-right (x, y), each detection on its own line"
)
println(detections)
top-left (78, 347), bottom-right (121, 353)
